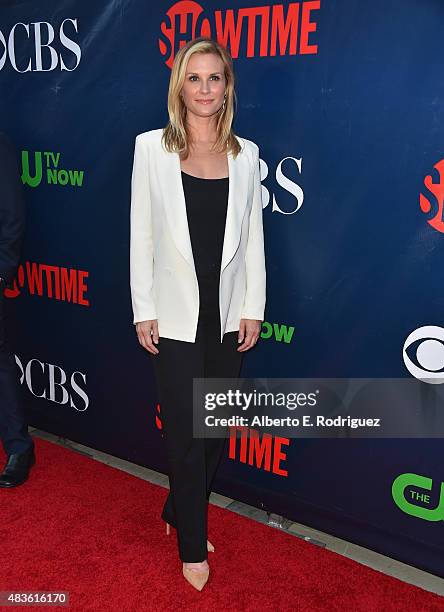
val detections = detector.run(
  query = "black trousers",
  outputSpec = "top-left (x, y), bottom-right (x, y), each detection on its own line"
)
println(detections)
top-left (0, 290), bottom-right (33, 456)
top-left (150, 309), bottom-right (243, 562)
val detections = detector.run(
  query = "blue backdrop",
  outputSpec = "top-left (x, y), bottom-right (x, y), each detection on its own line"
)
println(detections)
top-left (1, 0), bottom-right (443, 577)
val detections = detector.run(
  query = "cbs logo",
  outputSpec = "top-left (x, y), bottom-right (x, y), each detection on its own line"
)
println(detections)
top-left (403, 326), bottom-right (444, 384)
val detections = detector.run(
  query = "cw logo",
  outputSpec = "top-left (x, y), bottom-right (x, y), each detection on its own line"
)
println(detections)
top-left (21, 151), bottom-right (84, 188)
top-left (392, 473), bottom-right (444, 522)
top-left (419, 158), bottom-right (444, 233)
top-left (261, 320), bottom-right (295, 343)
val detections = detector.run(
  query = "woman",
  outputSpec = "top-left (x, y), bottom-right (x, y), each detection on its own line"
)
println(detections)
top-left (129, 36), bottom-right (266, 591)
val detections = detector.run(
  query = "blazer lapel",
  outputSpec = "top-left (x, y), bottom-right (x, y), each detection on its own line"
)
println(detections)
top-left (221, 148), bottom-right (249, 271)
top-left (158, 147), bottom-right (194, 268)
top-left (157, 137), bottom-right (250, 274)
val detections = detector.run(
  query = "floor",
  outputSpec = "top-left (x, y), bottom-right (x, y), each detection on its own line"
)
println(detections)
top-left (28, 427), bottom-right (444, 598)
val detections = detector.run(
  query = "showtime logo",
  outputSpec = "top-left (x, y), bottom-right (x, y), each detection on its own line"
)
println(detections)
top-left (0, 18), bottom-right (81, 72)
top-left (420, 158), bottom-right (444, 233)
top-left (229, 426), bottom-right (289, 476)
top-left (159, 0), bottom-right (320, 68)
top-left (4, 261), bottom-right (89, 306)
top-left (154, 407), bottom-right (289, 476)
top-left (22, 150), bottom-right (85, 188)
top-left (15, 353), bottom-right (89, 412)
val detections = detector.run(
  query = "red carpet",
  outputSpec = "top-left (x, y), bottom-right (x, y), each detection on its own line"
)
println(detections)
top-left (0, 437), bottom-right (442, 612)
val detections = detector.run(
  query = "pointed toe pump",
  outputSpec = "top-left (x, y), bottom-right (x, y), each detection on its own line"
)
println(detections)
top-left (182, 563), bottom-right (210, 591)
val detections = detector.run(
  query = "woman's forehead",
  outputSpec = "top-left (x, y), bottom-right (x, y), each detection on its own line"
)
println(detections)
top-left (186, 53), bottom-right (224, 72)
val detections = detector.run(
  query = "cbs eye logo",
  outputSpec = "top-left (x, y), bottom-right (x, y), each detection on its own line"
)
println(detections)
top-left (403, 326), bottom-right (444, 384)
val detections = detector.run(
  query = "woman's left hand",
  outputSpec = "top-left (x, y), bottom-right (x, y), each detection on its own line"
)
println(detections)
top-left (237, 319), bottom-right (262, 351)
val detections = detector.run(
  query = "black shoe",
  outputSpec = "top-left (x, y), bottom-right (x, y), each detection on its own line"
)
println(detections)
top-left (0, 448), bottom-right (36, 488)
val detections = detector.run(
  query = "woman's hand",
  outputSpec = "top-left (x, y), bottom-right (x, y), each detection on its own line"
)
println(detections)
top-left (136, 320), bottom-right (159, 355)
top-left (237, 319), bottom-right (262, 352)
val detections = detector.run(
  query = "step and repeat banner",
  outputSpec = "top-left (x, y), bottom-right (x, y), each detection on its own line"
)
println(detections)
top-left (1, 0), bottom-right (443, 576)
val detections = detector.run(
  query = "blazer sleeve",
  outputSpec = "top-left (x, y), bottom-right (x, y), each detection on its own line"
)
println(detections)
top-left (0, 133), bottom-right (26, 284)
top-left (240, 145), bottom-right (266, 321)
top-left (129, 135), bottom-right (157, 323)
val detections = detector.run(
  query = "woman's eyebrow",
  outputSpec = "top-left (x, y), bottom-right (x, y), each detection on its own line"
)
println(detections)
top-left (185, 71), bottom-right (223, 75)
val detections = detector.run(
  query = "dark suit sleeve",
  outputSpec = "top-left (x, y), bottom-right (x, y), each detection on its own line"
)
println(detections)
top-left (0, 133), bottom-right (26, 283)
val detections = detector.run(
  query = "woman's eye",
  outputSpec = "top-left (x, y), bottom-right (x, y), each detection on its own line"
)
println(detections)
top-left (188, 75), bottom-right (220, 81)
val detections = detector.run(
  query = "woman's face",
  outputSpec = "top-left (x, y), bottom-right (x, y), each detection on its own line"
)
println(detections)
top-left (181, 52), bottom-right (226, 120)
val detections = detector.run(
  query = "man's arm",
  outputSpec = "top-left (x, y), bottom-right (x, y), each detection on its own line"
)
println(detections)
top-left (0, 132), bottom-right (26, 284)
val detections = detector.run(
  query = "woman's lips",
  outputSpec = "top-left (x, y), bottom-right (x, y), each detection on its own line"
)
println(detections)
top-left (196, 99), bottom-right (214, 104)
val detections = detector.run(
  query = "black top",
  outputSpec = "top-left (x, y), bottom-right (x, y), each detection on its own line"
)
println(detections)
top-left (181, 170), bottom-right (229, 318)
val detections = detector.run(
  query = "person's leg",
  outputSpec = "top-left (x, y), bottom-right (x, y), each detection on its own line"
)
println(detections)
top-left (202, 313), bottom-right (243, 500)
top-left (160, 321), bottom-right (244, 523)
top-left (0, 290), bottom-right (33, 456)
top-left (150, 324), bottom-right (208, 562)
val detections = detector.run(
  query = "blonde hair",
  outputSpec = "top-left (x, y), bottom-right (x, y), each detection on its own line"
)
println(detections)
top-left (162, 37), bottom-right (241, 159)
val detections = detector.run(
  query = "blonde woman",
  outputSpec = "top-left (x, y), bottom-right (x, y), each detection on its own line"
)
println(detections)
top-left (130, 37), bottom-right (266, 591)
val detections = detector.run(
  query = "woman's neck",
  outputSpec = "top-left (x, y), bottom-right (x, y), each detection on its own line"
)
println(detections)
top-left (186, 116), bottom-right (218, 145)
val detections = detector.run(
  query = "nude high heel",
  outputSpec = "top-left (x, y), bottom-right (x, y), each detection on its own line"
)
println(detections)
top-left (165, 521), bottom-right (215, 552)
top-left (182, 563), bottom-right (209, 591)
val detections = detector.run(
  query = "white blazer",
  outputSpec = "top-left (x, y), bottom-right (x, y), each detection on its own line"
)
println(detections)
top-left (129, 128), bottom-right (266, 343)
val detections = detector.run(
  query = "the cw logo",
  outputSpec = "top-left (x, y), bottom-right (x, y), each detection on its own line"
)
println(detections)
top-left (392, 473), bottom-right (444, 522)
top-left (419, 158), bottom-right (444, 233)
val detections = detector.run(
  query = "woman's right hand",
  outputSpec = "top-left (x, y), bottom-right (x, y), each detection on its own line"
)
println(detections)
top-left (136, 320), bottom-right (159, 355)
